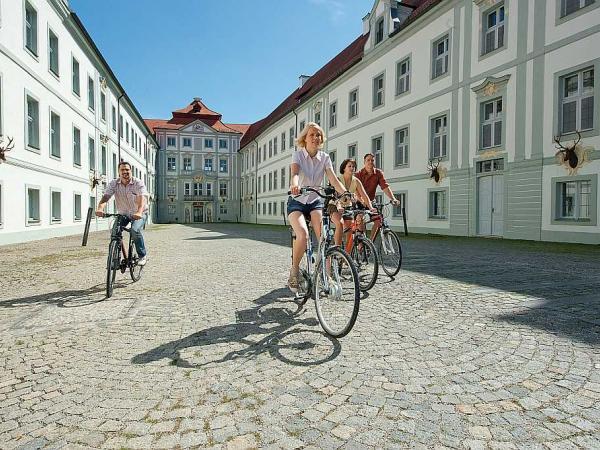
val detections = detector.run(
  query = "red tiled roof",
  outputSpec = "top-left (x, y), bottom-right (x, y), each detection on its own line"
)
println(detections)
top-left (144, 99), bottom-right (249, 136)
top-left (240, 0), bottom-right (443, 149)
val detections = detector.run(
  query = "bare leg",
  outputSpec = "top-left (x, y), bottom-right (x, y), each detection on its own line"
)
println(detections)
top-left (288, 211), bottom-right (309, 273)
top-left (331, 211), bottom-right (343, 246)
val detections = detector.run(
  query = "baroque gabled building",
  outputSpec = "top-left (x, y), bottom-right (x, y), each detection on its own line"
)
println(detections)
top-left (0, 0), bottom-right (158, 245)
top-left (238, 0), bottom-right (600, 244)
top-left (145, 99), bottom-right (249, 223)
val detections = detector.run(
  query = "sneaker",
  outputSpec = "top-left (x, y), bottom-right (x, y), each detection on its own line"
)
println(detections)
top-left (288, 273), bottom-right (299, 293)
top-left (138, 256), bottom-right (147, 267)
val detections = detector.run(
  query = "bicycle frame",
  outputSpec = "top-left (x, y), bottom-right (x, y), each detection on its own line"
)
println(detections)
top-left (366, 203), bottom-right (395, 255)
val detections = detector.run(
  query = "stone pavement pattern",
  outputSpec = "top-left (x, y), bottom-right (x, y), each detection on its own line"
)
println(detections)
top-left (1, 222), bottom-right (600, 449)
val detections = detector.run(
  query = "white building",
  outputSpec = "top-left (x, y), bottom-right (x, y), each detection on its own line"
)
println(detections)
top-left (0, 0), bottom-right (158, 245)
top-left (146, 98), bottom-right (248, 224)
top-left (239, 0), bottom-right (600, 245)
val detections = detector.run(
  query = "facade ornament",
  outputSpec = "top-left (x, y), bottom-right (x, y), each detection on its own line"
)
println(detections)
top-left (427, 158), bottom-right (447, 184)
top-left (482, 82), bottom-right (498, 97)
top-left (193, 174), bottom-right (204, 183)
top-left (99, 76), bottom-right (107, 90)
top-left (100, 133), bottom-right (109, 144)
top-left (0, 135), bottom-right (15, 163)
top-left (90, 171), bottom-right (103, 190)
top-left (554, 131), bottom-right (592, 175)
top-left (472, 75), bottom-right (510, 96)
top-left (479, 149), bottom-right (502, 159)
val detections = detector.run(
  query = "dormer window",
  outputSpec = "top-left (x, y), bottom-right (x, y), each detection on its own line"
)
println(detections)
top-left (375, 18), bottom-right (384, 45)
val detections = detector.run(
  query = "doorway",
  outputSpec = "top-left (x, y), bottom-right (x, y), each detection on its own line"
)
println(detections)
top-left (477, 174), bottom-right (504, 236)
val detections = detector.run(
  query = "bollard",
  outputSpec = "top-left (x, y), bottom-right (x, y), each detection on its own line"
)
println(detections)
top-left (82, 207), bottom-right (93, 246)
top-left (402, 207), bottom-right (408, 236)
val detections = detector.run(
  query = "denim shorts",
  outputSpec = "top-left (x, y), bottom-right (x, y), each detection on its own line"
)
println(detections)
top-left (287, 197), bottom-right (324, 216)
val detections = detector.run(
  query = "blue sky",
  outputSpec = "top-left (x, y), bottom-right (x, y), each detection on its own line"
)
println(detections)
top-left (70, 0), bottom-right (372, 124)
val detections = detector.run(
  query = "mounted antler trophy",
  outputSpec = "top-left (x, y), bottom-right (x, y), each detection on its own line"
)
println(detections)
top-left (427, 157), bottom-right (446, 184)
top-left (90, 172), bottom-right (102, 190)
top-left (0, 135), bottom-right (15, 163)
top-left (554, 131), bottom-right (591, 175)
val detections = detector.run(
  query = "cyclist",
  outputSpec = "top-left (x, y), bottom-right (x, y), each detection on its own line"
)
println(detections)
top-left (355, 153), bottom-right (401, 240)
top-left (330, 158), bottom-right (375, 247)
top-left (288, 122), bottom-right (349, 292)
top-left (95, 161), bottom-right (149, 266)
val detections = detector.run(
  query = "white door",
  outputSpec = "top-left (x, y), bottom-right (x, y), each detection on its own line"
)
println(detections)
top-left (478, 176), bottom-right (492, 235)
top-left (491, 175), bottom-right (504, 236)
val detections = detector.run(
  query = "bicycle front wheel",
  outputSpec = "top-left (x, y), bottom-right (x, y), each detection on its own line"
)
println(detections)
top-left (106, 240), bottom-right (120, 298)
top-left (314, 247), bottom-right (360, 338)
top-left (376, 229), bottom-right (402, 277)
top-left (129, 239), bottom-right (143, 282)
top-left (351, 237), bottom-right (379, 291)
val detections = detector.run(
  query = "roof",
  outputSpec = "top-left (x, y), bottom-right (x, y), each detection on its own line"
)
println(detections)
top-left (240, 0), bottom-right (443, 149)
top-left (144, 99), bottom-right (249, 136)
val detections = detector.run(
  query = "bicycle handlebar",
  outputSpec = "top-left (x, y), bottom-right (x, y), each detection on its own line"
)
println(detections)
top-left (287, 186), bottom-right (351, 199)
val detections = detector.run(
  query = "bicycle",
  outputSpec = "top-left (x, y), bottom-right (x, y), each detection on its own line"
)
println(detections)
top-left (103, 213), bottom-right (144, 298)
top-left (364, 201), bottom-right (403, 277)
top-left (341, 206), bottom-right (379, 291)
top-left (286, 186), bottom-right (360, 338)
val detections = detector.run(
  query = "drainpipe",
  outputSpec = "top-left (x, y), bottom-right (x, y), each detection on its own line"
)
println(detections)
top-left (292, 108), bottom-right (298, 151)
top-left (116, 93), bottom-right (125, 162)
top-left (253, 138), bottom-right (259, 224)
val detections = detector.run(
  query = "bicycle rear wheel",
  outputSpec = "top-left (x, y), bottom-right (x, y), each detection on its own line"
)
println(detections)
top-left (129, 239), bottom-right (143, 282)
top-left (314, 247), bottom-right (360, 338)
top-left (351, 237), bottom-right (379, 291)
top-left (106, 240), bottom-right (120, 298)
top-left (376, 229), bottom-right (402, 277)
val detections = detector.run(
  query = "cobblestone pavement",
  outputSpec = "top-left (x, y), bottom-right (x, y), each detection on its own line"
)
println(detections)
top-left (1, 222), bottom-right (600, 449)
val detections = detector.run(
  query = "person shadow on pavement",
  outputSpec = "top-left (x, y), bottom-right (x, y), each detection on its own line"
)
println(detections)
top-left (131, 287), bottom-right (342, 367)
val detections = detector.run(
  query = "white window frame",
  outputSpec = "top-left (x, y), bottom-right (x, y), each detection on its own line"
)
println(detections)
top-left (183, 157), bottom-right (192, 172)
top-left (204, 157), bottom-right (213, 172)
top-left (219, 139), bottom-right (228, 149)
top-left (375, 17), bottom-right (384, 45)
top-left (73, 192), bottom-right (82, 221)
top-left (88, 136), bottom-right (95, 171)
top-left (372, 73), bottom-right (385, 109)
top-left (371, 135), bottom-right (383, 170)
top-left (182, 137), bottom-right (192, 147)
top-left (206, 182), bottom-right (212, 197)
top-left (204, 138), bottom-right (213, 149)
top-left (432, 34), bottom-right (450, 80)
top-left (392, 192), bottom-right (407, 218)
top-left (281, 131), bottom-right (286, 150)
top-left (329, 101), bottom-right (337, 129)
top-left (556, 180), bottom-right (593, 221)
top-left (480, 97), bottom-right (503, 149)
top-left (289, 127), bottom-right (295, 148)
top-left (88, 76), bottom-right (95, 111)
top-left (48, 26), bottom-right (59, 77)
top-left (394, 126), bottom-right (409, 167)
top-left (428, 189), bottom-right (448, 220)
top-left (167, 156), bottom-right (176, 171)
top-left (348, 143), bottom-right (357, 159)
top-left (396, 57), bottom-right (410, 96)
top-left (25, 91), bottom-right (40, 152)
top-left (24, 0), bottom-right (38, 57)
top-left (482, 4), bottom-right (505, 55)
top-left (26, 184), bottom-right (41, 226)
top-left (73, 125), bottom-right (81, 167)
top-left (219, 158), bottom-right (228, 173)
top-left (430, 113), bottom-right (449, 159)
top-left (100, 92), bottom-right (106, 122)
top-left (72, 55), bottom-right (80, 97)
top-left (184, 182), bottom-right (191, 196)
top-left (559, 67), bottom-right (595, 134)
top-left (219, 182), bottom-right (228, 198)
top-left (349, 88), bottom-right (359, 119)
top-left (281, 167), bottom-right (286, 189)
top-left (49, 108), bottom-right (60, 159)
top-left (560, 0), bottom-right (596, 18)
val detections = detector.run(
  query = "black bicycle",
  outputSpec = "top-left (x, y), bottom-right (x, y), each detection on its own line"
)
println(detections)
top-left (365, 201), bottom-right (403, 277)
top-left (285, 186), bottom-right (360, 338)
top-left (103, 213), bottom-right (144, 298)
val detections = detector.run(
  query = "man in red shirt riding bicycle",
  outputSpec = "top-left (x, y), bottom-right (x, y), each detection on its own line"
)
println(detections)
top-left (355, 153), bottom-right (401, 240)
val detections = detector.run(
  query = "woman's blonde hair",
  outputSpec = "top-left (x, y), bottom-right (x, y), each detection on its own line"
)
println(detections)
top-left (295, 122), bottom-right (327, 149)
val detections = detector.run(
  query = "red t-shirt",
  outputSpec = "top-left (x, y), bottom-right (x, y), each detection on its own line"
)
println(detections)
top-left (356, 168), bottom-right (389, 201)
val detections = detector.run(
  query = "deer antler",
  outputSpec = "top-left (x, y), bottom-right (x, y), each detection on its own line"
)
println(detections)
top-left (573, 130), bottom-right (582, 148)
top-left (0, 136), bottom-right (15, 162)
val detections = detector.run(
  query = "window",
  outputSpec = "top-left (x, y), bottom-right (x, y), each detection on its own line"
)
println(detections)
top-left (50, 111), bottom-right (60, 158)
top-left (167, 183), bottom-right (176, 196)
top-left (26, 94), bottom-right (40, 150)
top-left (100, 92), bottom-right (106, 121)
top-left (268, 202), bottom-right (272, 215)
top-left (220, 204), bottom-right (228, 215)
top-left (48, 29), bottom-right (59, 76)
top-left (268, 140), bottom-right (272, 158)
top-left (112, 153), bottom-right (117, 178)
top-left (263, 203), bottom-right (266, 215)
top-left (393, 193), bottom-right (406, 218)
top-left (349, 89), bottom-right (359, 118)
top-left (289, 127), bottom-right (295, 148)
top-left (184, 182), bottom-right (191, 196)
top-left (126, 122), bottom-right (129, 144)
top-left (348, 144), bottom-right (357, 159)
top-left (373, 74), bottom-right (384, 108)
top-left (220, 158), bottom-right (228, 173)
top-left (314, 111), bottom-right (321, 126)
top-left (263, 174), bottom-right (266, 193)
top-left (167, 156), bottom-right (176, 171)
top-left (396, 58), bottom-right (410, 95)
top-left (168, 204), bottom-right (176, 215)
top-left (219, 139), bottom-right (227, 149)
top-left (204, 158), bottom-right (213, 172)
top-left (258, 177), bottom-right (262, 193)
top-left (119, 114), bottom-right (123, 138)
top-left (372, 137), bottom-right (383, 169)
top-left (431, 114), bottom-right (448, 158)
top-left (167, 136), bottom-right (176, 147)
top-left (560, 68), bottom-right (594, 133)
top-left (206, 182), bottom-right (212, 196)
top-left (25, 1), bottom-right (37, 56)
top-left (263, 144), bottom-right (267, 161)
top-left (299, 120), bottom-right (306, 132)
top-left (204, 138), bottom-right (213, 148)
top-left (72, 57), bottom-right (80, 96)
top-left (281, 132), bottom-right (286, 150)
top-left (183, 137), bottom-right (191, 147)
top-left (101, 145), bottom-right (107, 175)
top-left (51, 190), bottom-right (61, 222)
top-left (432, 35), bottom-right (450, 79)
top-left (281, 201), bottom-right (285, 216)
top-left (274, 136), bottom-right (278, 155)
top-left (561, 0), bottom-right (596, 17)
top-left (88, 137), bottom-right (95, 170)
top-left (481, 98), bottom-right (503, 149)
top-left (394, 127), bottom-right (409, 166)
top-left (483, 5), bottom-right (505, 54)
top-left (74, 193), bottom-right (82, 221)
top-left (183, 157), bottom-right (192, 171)
top-left (281, 168), bottom-right (286, 189)
top-left (112, 106), bottom-right (116, 131)
top-left (330, 102), bottom-right (337, 128)
top-left (88, 77), bottom-right (95, 111)
top-left (220, 182), bottom-right (227, 198)
top-left (375, 17), bottom-right (384, 45)
top-left (268, 172), bottom-right (272, 191)
top-left (73, 126), bottom-right (81, 166)
top-left (429, 190), bottom-right (447, 219)
top-left (330, 150), bottom-right (337, 171)
top-left (27, 187), bottom-right (40, 224)
top-left (193, 182), bottom-right (202, 196)
top-left (557, 180), bottom-right (591, 220)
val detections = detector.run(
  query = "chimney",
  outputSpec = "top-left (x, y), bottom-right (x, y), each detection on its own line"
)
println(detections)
top-left (193, 97), bottom-right (202, 102)
top-left (299, 74), bottom-right (311, 87)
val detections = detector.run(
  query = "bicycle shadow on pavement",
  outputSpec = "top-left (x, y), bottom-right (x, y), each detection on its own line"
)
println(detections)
top-left (0, 282), bottom-right (130, 308)
top-left (131, 287), bottom-right (342, 368)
